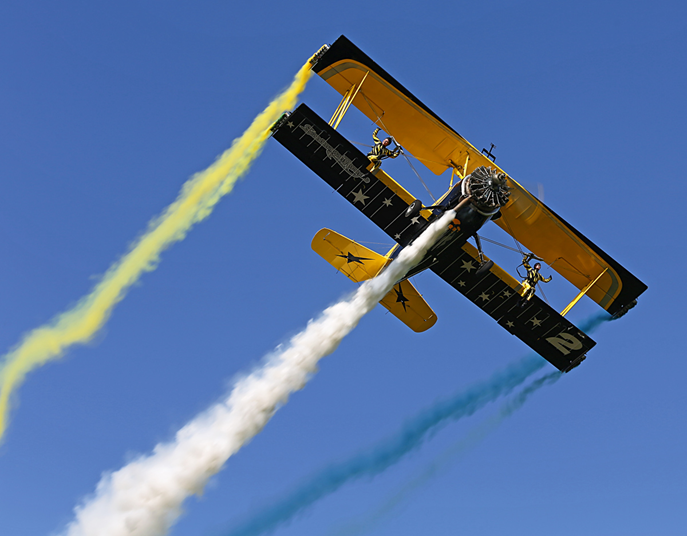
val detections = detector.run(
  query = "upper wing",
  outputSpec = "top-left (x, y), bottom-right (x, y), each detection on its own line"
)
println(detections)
top-left (313, 35), bottom-right (476, 176)
top-left (312, 35), bottom-right (647, 316)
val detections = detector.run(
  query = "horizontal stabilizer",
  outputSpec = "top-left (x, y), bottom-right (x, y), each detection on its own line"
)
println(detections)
top-left (379, 279), bottom-right (437, 333)
top-left (311, 228), bottom-right (388, 282)
top-left (311, 228), bottom-right (437, 332)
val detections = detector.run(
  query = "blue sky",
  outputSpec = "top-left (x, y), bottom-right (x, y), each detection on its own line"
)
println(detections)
top-left (0, 1), bottom-right (685, 535)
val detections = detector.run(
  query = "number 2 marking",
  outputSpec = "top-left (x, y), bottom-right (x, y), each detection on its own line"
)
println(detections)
top-left (546, 333), bottom-right (583, 355)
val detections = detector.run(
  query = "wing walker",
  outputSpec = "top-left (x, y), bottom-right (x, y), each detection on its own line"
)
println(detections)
top-left (271, 36), bottom-right (647, 372)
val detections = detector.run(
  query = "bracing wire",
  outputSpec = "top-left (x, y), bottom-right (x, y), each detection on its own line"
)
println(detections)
top-left (357, 240), bottom-right (395, 247)
top-left (538, 284), bottom-right (552, 307)
top-left (500, 212), bottom-right (526, 257)
top-left (349, 140), bottom-right (373, 148)
top-left (401, 151), bottom-right (437, 202)
top-left (476, 234), bottom-right (521, 254)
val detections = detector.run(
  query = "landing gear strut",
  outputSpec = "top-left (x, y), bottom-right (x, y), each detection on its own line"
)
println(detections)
top-left (473, 234), bottom-right (494, 276)
top-left (404, 199), bottom-right (449, 218)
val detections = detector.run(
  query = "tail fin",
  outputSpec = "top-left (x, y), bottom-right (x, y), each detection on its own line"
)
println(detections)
top-left (311, 229), bottom-right (437, 332)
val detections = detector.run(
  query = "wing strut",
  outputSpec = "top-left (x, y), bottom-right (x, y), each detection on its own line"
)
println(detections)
top-left (561, 268), bottom-right (609, 317)
top-left (329, 71), bottom-right (369, 129)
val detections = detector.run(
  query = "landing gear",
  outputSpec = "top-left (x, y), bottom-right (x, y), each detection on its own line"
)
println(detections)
top-left (475, 259), bottom-right (494, 276)
top-left (405, 199), bottom-right (423, 218)
top-left (406, 200), bottom-right (493, 278)
top-left (473, 233), bottom-right (493, 276)
top-left (405, 199), bottom-right (449, 218)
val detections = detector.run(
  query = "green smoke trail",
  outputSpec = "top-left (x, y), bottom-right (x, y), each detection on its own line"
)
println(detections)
top-left (221, 354), bottom-right (546, 536)
top-left (222, 313), bottom-right (612, 536)
top-left (329, 312), bottom-right (613, 536)
top-left (329, 371), bottom-right (562, 536)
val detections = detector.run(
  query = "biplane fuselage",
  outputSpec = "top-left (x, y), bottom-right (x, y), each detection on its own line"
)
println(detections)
top-left (272, 36), bottom-right (647, 372)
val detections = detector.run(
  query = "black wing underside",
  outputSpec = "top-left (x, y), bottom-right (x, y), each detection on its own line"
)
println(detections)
top-left (273, 104), bottom-right (595, 371)
top-left (427, 239), bottom-right (596, 371)
top-left (272, 104), bottom-right (431, 247)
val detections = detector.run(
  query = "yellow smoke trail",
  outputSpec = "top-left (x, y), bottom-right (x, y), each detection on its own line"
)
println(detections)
top-left (0, 60), bottom-right (312, 442)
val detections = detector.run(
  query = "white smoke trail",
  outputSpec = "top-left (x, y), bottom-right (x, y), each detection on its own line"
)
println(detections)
top-left (63, 211), bottom-right (456, 536)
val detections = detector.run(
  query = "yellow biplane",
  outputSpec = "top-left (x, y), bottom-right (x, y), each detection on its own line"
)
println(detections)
top-left (272, 36), bottom-right (646, 372)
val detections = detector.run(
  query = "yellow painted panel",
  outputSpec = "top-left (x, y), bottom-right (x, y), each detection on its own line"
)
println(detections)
top-left (493, 183), bottom-right (621, 308)
top-left (379, 279), bottom-right (437, 333)
top-left (311, 228), bottom-right (436, 331)
top-left (319, 60), bottom-right (488, 177)
top-left (311, 228), bottom-right (388, 282)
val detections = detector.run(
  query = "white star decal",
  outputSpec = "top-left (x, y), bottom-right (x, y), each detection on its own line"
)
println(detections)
top-left (461, 260), bottom-right (476, 273)
top-left (410, 216), bottom-right (420, 224)
top-left (457, 280), bottom-right (466, 287)
top-left (529, 317), bottom-right (542, 327)
top-left (506, 320), bottom-right (515, 328)
top-left (382, 198), bottom-right (393, 207)
top-left (478, 292), bottom-right (490, 302)
top-left (287, 121), bottom-right (295, 128)
top-left (351, 189), bottom-right (369, 205)
top-left (394, 233), bottom-right (402, 240)
top-left (502, 290), bottom-right (512, 298)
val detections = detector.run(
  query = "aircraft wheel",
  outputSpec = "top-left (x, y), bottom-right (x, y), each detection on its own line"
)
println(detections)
top-left (475, 260), bottom-right (494, 276)
top-left (405, 199), bottom-right (423, 218)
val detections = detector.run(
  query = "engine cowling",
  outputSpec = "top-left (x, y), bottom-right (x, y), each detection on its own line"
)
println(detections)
top-left (462, 166), bottom-right (511, 214)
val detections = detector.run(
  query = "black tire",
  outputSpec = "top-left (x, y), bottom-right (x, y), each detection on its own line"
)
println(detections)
top-left (475, 260), bottom-right (494, 277)
top-left (405, 199), bottom-right (423, 218)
